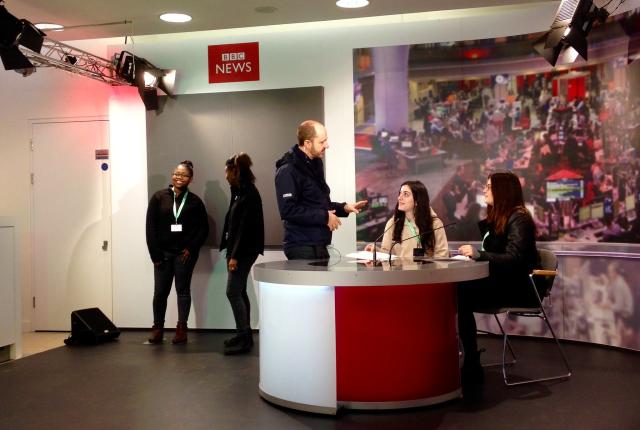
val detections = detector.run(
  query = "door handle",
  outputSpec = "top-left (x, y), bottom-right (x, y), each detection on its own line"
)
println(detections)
top-left (102, 240), bottom-right (109, 251)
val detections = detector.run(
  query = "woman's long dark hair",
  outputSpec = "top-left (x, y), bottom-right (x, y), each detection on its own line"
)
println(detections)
top-left (392, 180), bottom-right (435, 251)
top-left (486, 171), bottom-right (533, 234)
top-left (226, 152), bottom-right (256, 186)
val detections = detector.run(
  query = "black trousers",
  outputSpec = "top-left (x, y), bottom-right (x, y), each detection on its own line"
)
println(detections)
top-left (457, 275), bottom-right (537, 366)
top-left (226, 254), bottom-right (258, 334)
top-left (284, 245), bottom-right (330, 260)
top-left (152, 250), bottom-right (199, 326)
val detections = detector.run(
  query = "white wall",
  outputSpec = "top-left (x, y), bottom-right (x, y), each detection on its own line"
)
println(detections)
top-left (0, 39), bottom-right (120, 331)
top-left (10, 2), bottom-right (631, 329)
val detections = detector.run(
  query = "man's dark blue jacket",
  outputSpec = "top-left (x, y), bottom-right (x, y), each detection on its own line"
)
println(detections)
top-left (275, 145), bottom-right (347, 250)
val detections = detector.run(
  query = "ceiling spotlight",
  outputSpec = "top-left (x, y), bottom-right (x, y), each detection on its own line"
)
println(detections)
top-left (35, 23), bottom-right (64, 31)
top-left (533, 0), bottom-right (609, 67)
top-left (336, 0), bottom-right (369, 8)
top-left (159, 13), bottom-right (192, 23)
top-left (114, 51), bottom-right (176, 111)
top-left (64, 55), bottom-right (77, 65)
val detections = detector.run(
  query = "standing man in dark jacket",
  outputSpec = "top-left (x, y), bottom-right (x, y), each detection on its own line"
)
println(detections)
top-left (275, 120), bottom-right (367, 260)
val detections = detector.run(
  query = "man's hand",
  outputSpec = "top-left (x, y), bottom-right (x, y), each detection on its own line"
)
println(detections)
top-left (228, 258), bottom-right (238, 272)
top-left (327, 210), bottom-right (341, 231)
top-left (344, 200), bottom-right (368, 214)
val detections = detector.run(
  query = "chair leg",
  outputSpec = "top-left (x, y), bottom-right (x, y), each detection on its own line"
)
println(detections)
top-left (503, 310), bottom-right (572, 386)
top-left (481, 314), bottom-right (516, 368)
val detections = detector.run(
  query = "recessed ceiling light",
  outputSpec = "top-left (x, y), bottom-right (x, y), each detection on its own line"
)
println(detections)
top-left (336, 0), bottom-right (369, 8)
top-left (255, 6), bottom-right (278, 14)
top-left (159, 13), bottom-right (192, 23)
top-left (35, 23), bottom-right (64, 31)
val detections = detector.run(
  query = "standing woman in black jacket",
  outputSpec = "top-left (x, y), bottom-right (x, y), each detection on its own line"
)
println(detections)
top-left (146, 160), bottom-right (209, 344)
top-left (457, 171), bottom-right (539, 387)
top-left (220, 153), bottom-right (264, 354)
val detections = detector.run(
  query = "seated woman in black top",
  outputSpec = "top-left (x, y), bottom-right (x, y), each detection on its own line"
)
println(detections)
top-left (457, 171), bottom-right (539, 386)
top-left (146, 160), bottom-right (209, 344)
top-left (220, 153), bottom-right (264, 355)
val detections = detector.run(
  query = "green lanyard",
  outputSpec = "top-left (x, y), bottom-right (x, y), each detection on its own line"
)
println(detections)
top-left (173, 190), bottom-right (188, 224)
top-left (405, 219), bottom-right (421, 246)
top-left (481, 231), bottom-right (489, 251)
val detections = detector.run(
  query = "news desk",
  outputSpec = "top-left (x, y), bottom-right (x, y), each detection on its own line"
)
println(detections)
top-left (254, 258), bottom-right (489, 414)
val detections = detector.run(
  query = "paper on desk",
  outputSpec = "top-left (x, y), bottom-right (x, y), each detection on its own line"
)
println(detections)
top-left (346, 251), bottom-right (397, 261)
top-left (450, 254), bottom-right (471, 261)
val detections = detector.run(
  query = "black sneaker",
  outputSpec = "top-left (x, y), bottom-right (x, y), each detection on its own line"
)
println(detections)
top-left (225, 332), bottom-right (254, 346)
top-left (224, 340), bottom-right (252, 355)
top-left (224, 335), bottom-right (242, 347)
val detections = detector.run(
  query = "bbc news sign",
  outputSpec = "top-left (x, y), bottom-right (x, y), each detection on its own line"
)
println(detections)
top-left (208, 42), bottom-right (260, 84)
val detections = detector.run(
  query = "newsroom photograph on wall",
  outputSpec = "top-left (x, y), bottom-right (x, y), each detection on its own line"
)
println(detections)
top-left (353, 9), bottom-right (640, 246)
top-left (353, 9), bottom-right (640, 350)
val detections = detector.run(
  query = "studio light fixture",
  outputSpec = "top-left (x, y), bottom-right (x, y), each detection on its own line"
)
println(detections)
top-left (0, 3), bottom-right (45, 76)
top-left (114, 51), bottom-right (176, 111)
top-left (618, 9), bottom-right (640, 64)
top-left (533, 0), bottom-right (609, 67)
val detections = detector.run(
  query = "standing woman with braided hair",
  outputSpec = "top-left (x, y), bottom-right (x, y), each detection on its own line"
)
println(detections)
top-left (220, 152), bottom-right (264, 354)
top-left (145, 160), bottom-right (209, 344)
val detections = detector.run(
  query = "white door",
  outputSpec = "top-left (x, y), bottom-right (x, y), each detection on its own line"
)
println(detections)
top-left (32, 120), bottom-right (112, 330)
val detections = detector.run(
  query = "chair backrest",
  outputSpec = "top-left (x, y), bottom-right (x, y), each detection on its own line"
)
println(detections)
top-left (535, 248), bottom-right (558, 299)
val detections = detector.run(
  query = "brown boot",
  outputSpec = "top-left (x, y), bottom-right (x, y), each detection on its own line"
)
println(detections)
top-left (148, 324), bottom-right (164, 344)
top-left (172, 321), bottom-right (188, 344)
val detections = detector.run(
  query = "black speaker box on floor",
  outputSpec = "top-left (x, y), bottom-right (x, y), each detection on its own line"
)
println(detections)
top-left (64, 307), bottom-right (120, 345)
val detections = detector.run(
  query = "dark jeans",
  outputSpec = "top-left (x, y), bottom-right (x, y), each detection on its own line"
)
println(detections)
top-left (284, 245), bottom-right (329, 260)
top-left (152, 250), bottom-right (199, 326)
top-left (226, 254), bottom-right (258, 335)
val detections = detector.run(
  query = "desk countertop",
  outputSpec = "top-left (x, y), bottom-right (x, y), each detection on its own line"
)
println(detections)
top-left (254, 258), bottom-right (488, 286)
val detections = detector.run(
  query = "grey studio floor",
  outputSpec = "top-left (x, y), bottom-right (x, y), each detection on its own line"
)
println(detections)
top-left (1, 331), bottom-right (639, 430)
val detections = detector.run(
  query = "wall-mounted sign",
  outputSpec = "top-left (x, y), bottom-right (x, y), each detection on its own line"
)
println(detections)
top-left (208, 42), bottom-right (260, 84)
top-left (95, 149), bottom-right (109, 160)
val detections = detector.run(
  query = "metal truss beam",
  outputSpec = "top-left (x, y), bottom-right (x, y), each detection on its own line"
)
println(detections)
top-left (18, 37), bottom-right (130, 86)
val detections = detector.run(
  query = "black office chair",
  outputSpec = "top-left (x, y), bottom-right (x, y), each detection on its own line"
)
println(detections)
top-left (476, 249), bottom-right (572, 386)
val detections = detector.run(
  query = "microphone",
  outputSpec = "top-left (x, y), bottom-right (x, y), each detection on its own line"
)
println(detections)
top-left (388, 222), bottom-right (456, 263)
top-left (370, 217), bottom-right (400, 263)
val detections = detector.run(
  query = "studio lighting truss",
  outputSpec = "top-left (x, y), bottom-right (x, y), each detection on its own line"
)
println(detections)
top-left (1, 3), bottom-right (174, 110)
top-left (533, 0), bottom-right (610, 66)
top-left (1, 3), bottom-right (127, 84)
top-left (21, 38), bottom-right (130, 84)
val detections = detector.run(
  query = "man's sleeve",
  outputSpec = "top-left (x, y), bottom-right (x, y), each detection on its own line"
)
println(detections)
top-left (329, 201), bottom-right (348, 217)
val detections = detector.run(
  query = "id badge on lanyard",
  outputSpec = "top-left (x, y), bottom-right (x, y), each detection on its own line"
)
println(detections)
top-left (172, 190), bottom-right (188, 232)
